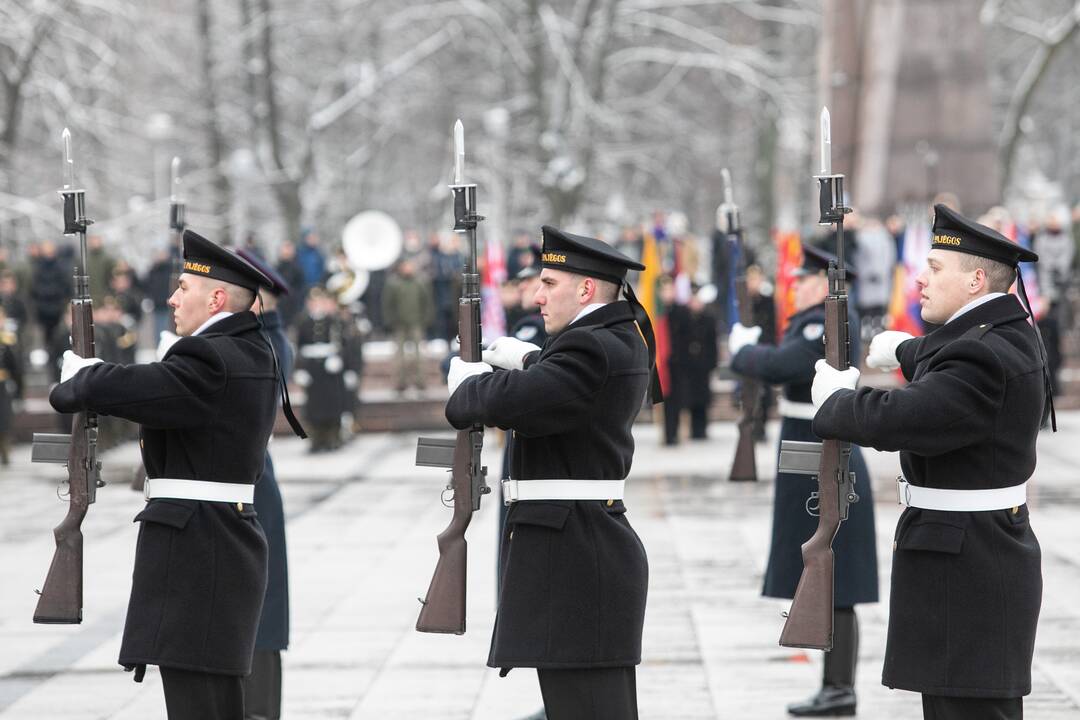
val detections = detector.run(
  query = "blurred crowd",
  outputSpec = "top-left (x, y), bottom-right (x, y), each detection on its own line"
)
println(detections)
top-left (0, 198), bottom-right (1078, 457)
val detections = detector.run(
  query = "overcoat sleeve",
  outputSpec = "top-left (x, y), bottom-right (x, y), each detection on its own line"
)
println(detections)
top-left (812, 338), bottom-right (1005, 456)
top-left (446, 329), bottom-right (608, 437)
top-left (48, 336), bottom-right (228, 428)
top-left (729, 336), bottom-right (818, 386)
top-left (896, 337), bottom-right (921, 381)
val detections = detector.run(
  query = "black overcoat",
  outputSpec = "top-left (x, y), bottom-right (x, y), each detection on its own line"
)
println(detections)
top-left (666, 305), bottom-right (718, 409)
top-left (50, 311), bottom-right (278, 676)
top-left (255, 309), bottom-right (291, 651)
top-left (447, 301), bottom-right (650, 670)
top-left (296, 314), bottom-right (348, 424)
top-left (731, 303), bottom-right (878, 607)
top-left (813, 294), bottom-right (1043, 698)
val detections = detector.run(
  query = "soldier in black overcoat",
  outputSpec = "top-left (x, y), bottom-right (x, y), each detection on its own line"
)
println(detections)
top-left (237, 248), bottom-right (295, 720)
top-left (50, 230), bottom-right (303, 720)
top-left (730, 244), bottom-right (878, 717)
top-left (446, 226), bottom-right (661, 720)
top-left (666, 284), bottom-right (719, 440)
top-left (295, 286), bottom-right (349, 452)
top-left (811, 205), bottom-right (1049, 720)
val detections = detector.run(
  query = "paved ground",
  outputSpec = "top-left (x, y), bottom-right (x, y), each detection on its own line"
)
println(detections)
top-left (1, 412), bottom-right (1079, 719)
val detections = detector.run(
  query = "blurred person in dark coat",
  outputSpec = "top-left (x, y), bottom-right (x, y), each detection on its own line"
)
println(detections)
top-left (146, 246), bottom-right (179, 338)
top-left (274, 241), bottom-right (306, 328)
top-left (730, 244), bottom-right (878, 717)
top-left (382, 257), bottom-right (433, 392)
top-left (31, 240), bottom-right (70, 363)
top-left (0, 269), bottom-right (29, 355)
top-left (1033, 209), bottom-right (1073, 395)
top-left (295, 287), bottom-right (350, 452)
top-left (666, 284), bottom-right (719, 441)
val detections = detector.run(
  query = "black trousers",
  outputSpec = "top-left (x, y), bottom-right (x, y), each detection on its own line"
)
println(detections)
top-left (537, 667), bottom-right (638, 720)
top-left (921, 694), bottom-right (1023, 720)
top-left (160, 666), bottom-right (244, 720)
top-left (242, 649), bottom-right (282, 720)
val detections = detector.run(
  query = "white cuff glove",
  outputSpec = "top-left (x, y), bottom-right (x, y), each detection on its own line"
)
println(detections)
top-left (325, 355), bottom-right (344, 374)
top-left (448, 356), bottom-right (493, 395)
top-left (481, 336), bottom-right (541, 371)
top-left (728, 323), bottom-right (762, 356)
top-left (866, 330), bottom-right (914, 371)
top-left (60, 350), bottom-right (104, 383)
top-left (811, 359), bottom-right (860, 409)
top-left (156, 330), bottom-right (181, 361)
top-left (293, 368), bottom-right (313, 387)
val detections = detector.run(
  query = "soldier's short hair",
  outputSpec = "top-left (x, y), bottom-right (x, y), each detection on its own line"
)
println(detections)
top-left (956, 253), bottom-right (1015, 294)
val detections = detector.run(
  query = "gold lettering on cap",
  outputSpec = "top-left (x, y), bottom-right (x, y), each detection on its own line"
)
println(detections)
top-left (542, 252), bottom-right (567, 264)
top-left (934, 234), bottom-right (963, 246)
top-left (184, 261), bottom-right (212, 273)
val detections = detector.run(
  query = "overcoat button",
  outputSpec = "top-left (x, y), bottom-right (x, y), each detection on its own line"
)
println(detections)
top-left (892, 541), bottom-right (897, 551)
top-left (1011, 506), bottom-right (1019, 515)
top-left (606, 499), bottom-right (614, 507)
top-left (237, 502), bottom-right (244, 512)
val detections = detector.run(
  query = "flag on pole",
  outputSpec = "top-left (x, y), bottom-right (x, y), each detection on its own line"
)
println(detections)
top-left (480, 235), bottom-right (507, 342)
top-left (774, 230), bottom-right (802, 340)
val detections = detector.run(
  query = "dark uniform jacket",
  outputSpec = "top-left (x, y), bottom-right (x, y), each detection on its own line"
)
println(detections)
top-left (255, 309), bottom-right (292, 651)
top-left (50, 311), bottom-right (278, 676)
top-left (666, 305), bottom-right (718, 409)
top-left (813, 294), bottom-right (1043, 698)
top-left (296, 313), bottom-right (349, 424)
top-left (447, 301), bottom-right (650, 670)
top-left (731, 303), bottom-right (878, 607)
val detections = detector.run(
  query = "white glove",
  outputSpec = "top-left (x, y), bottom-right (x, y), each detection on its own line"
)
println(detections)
top-left (325, 355), bottom-right (344, 373)
top-left (866, 330), bottom-right (914, 371)
top-left (448, 356), bottom-right (493, 395)
top-left (156, 330), bottom-right (181, 361)
top-left (343, 370), bottom-right (358, 390)
top-left (811, 358), bottom-right (860, 409)
top-left (728, 323), bottom-right (762, 356)
top-left (60, 350), bottom-right (103, 383)
top-left (293, 368), bottom-right (313, 387)
top-left (482, 336), bottom-right (541, 371)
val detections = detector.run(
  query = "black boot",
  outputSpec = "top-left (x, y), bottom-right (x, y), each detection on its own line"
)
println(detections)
top-left (788, 608), bottom-right (858, 716)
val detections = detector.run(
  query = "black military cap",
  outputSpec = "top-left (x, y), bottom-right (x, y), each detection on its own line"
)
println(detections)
top-left (931, 203), bottom-right (1038, 266)
top-left (182, 230), bottom-right (271, 292)
top-left (515, 244), bottom-right (543, 281)
top-left (792, 242), bottom-right (858, 280)
top-left (540, 225), bottom-right (645, 284)
top-left (236, 247), bottom-right (291, 297)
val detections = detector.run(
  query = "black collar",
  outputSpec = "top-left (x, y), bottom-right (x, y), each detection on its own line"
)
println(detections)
top-left (915, 294), bottom-right (1029, 362)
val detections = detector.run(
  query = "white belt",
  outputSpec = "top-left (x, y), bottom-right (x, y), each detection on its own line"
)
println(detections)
top-left (779, 398), bottom-right (817, 420)
top-left (896, 478), bottom-right (1027, 511)
top-left (145, 478), bottom-right (254, 504)
top-left (502, 479), bottom-right (625, 506)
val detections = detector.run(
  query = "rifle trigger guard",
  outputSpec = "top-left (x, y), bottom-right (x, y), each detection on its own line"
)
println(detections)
top-left (441, 486), bottom-right (455, 508)
top-left (805, 491), bottom-right (820, 517)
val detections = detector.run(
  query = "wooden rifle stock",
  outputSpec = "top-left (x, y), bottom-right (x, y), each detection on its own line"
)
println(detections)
top-left (729, 275), bottom-right (761, 482)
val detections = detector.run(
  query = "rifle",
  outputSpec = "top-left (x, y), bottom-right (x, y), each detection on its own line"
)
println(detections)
top-left (413, 119), bottom-right (491, 634)
top-left (778, 107), bottom-right (860, 650)
top-left (29, 129), bottom-right (103, 624)
top-left (723, 168), bottom-right (760, 483)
